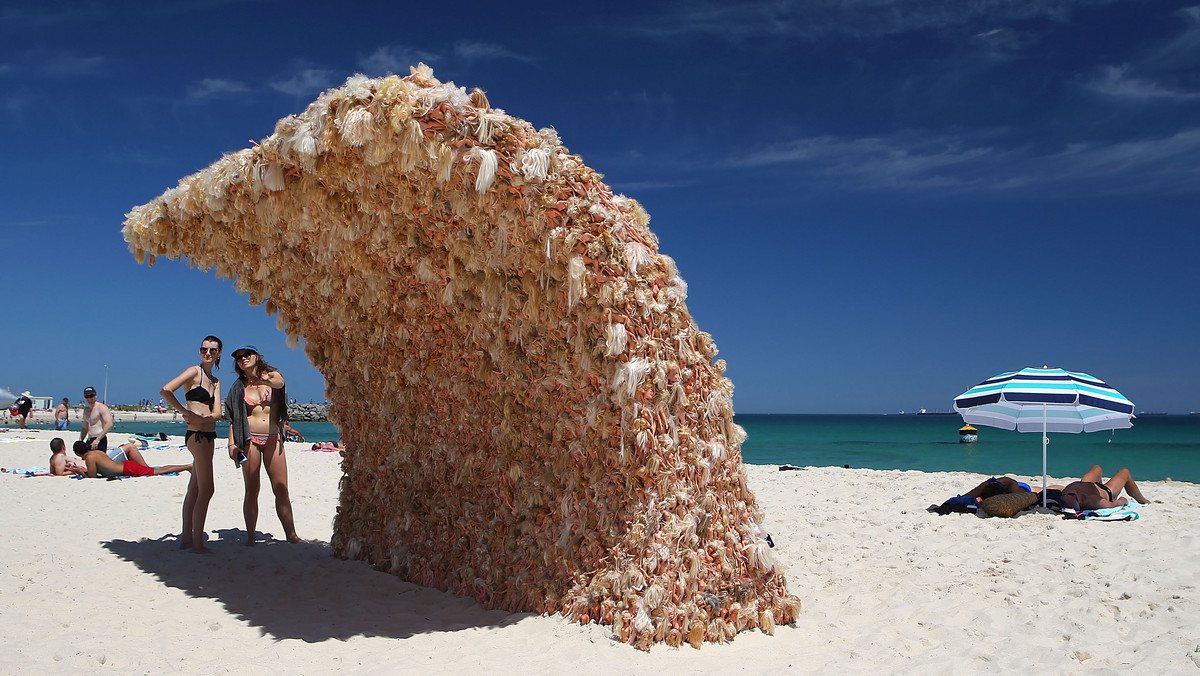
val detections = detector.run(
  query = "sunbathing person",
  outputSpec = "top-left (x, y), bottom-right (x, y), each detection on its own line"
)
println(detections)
top-left (929, 476), bottom-right (1033, 514)
top-left (1058, 465), bottom-right (1149, 511)
top-left (72, 440), bottom-right (191, 478)
top-left (49, 438), bottom-right (87, 476)
top-left (311, 441), bottom-right (344, 451)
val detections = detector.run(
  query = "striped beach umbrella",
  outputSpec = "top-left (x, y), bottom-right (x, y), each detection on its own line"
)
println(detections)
top-left (953, 366), bottom-right (1135, 507)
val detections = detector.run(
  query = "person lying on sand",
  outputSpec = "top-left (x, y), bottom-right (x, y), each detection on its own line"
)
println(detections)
top-left (310, 441), bottom-right (344, 451)
top-left (71, 439), bottom-right (192, 478)
top-left (1057, 465), bottom-right (1149, 511)
top-left (930, 465), bottom-right (1150, 515)
top-left (49, 438), bottom-right (87, 476)
top-left (929, 476), bottom-right (1033, 514)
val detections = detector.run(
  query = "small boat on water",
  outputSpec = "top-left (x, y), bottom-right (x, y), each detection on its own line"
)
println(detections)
top-left (959, 424), bottom-right (978, 443)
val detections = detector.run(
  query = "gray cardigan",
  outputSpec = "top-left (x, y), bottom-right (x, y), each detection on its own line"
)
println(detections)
top-left (223, 373), bottom-right (288, 449)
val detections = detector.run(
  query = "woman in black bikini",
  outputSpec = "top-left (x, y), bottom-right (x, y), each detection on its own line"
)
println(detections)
top-left (225, 345), bottom-right (300, 545)
top-left (1059, 465), bottom-right (1149, 511)
top-left (161, 335), bottom-right (223, 552)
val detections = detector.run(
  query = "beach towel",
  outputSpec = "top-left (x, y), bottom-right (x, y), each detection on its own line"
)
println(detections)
top-left (72, 471), bottom-right (183, 481)
top-left (1063, 501), bottom-right (1143, 521)
top-left (2, 466), bottom-right (51, 476)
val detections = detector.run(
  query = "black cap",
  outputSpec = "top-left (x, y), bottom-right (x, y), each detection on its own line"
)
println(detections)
top-left (83, 386), bottom-right (97, 397)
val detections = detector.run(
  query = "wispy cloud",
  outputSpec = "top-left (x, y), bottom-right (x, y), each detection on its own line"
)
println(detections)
top-left (356, 42), bottom-right (532, 77)
top-left (1086, 64), bottom-right (1200, 101)
top-left (186, 78), bottom-right (251, 102)
top-left (2, 92), bottom-right (37, 116)
top-left (26, 50), bottom-right (109, 77)
top-left (631, 0), bottom-right (1112, 41)
top-left (1052, 129), bottom-right (1200, 184)
top-left (358, 45), bottom-right (441, 77)
top-left (147, 0), bottom-right (269, 15)
top-left (0, 6), bottom-right (104, 28)
top-left (610, 179), bottom-right (694, 192)
top-left (1142, 5), bottom-right (1200, 68)
top-left (726, 132), bottom-right (998, 191)
top-left (452, 41), bottom-right (533, 64)
top-left (269, 67), bottom-right (339, 97)
top-left (971, 27), bottom-right (1033, 62)
top-left (723, 127), bottom-right (1200, 196)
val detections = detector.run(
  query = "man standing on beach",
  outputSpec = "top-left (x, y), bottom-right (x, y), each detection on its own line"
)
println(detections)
top-left (79, 386), bottom-right (113, 451)
top-left (15, 391), bottom-right (33, 429)
top-left (54, 398), bottom-right (70, 431)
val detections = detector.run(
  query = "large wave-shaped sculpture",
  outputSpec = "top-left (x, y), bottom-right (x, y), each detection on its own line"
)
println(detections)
top-left (123, 66), bottom-right (799, 649)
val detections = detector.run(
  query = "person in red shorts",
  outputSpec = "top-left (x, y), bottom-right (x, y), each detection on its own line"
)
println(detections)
top-left (71, 440), bottom-right (192, 478)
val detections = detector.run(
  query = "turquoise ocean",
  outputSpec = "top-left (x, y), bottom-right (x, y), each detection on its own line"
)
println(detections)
top-left (30, 414), bottom-right (1200, 484)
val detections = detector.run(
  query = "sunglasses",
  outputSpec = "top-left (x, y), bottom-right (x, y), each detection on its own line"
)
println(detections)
top-left (84, 394), bottom-right (96, 399)
top-left (233, 352), bottom-right (256, 360)
top-left (200, 347), bottom-right (220, 354)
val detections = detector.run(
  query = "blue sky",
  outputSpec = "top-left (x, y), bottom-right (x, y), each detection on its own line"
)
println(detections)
top-left (3, 0), bottom-right (1199, 413)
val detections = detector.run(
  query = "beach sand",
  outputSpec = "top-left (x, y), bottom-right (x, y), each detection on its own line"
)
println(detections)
top-left (2, 427), bottom-right (1198, 674)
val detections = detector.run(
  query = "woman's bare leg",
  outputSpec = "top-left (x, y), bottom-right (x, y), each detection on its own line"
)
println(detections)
top-left (1081, 465), bottom-right (1104, 483)
top-left (1106, 468), bottom-right (1149, 504)
top-left (181, 475), bottom-right (196, 549)
top-left (126, 447), bottom-right (150, 466)
top-left (184, 437), bottom-right (215, 551)
top-left (242, 445), bottom-right (262, 545)
top-left (261, 439), bottom-right (300, 542)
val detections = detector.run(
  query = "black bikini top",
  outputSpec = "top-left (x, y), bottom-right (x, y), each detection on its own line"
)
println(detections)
top-left (185, 369), bottom-right (216, 410)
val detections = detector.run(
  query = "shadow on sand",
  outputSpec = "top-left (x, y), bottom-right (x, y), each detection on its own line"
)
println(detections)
top-left (102, 528), bottom-right (527, 642)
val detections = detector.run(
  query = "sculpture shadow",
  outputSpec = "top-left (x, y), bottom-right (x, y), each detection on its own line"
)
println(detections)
top-left (101, 528), bottom-right (527, 642)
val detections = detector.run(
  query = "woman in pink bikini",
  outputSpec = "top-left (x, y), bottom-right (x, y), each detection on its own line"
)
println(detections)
top-left (225, 345), bottom-right (300, 545)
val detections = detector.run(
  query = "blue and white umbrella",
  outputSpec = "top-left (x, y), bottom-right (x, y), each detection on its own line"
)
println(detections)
top-left (953, 366), bottom-right (1135, 506)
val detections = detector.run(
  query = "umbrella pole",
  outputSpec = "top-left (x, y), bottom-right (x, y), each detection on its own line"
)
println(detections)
top-left (1042, 403), bottom-right (1048, 508)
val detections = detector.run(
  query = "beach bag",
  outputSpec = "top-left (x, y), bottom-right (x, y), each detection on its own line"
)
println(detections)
top-left (8, 406), bottom-right (18, 416)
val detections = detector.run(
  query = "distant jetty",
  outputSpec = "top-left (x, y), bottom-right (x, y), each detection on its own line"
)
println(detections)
top-left (289, 403), bottom-right (330, 422)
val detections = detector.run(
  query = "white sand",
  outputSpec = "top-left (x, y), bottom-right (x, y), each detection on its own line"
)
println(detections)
top-left (2, 426), bottom-right (1198, 674)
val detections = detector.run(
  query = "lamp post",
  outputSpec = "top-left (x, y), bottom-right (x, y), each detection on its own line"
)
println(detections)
top-left (103, 365), bottom-right (109, 404)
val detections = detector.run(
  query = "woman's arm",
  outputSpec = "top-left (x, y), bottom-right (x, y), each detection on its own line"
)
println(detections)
top-left (228, 425), bottom-right (239, 461)
top-left (161, 366), bottom-right (200, 424)
top-left (261, 368), bottom-right (285, 389)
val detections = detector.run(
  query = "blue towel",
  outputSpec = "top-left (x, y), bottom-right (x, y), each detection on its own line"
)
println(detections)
top-left (2, 466), bottom-right (50, 476)
top-left (1064, 501), bottom-right (1142, 521)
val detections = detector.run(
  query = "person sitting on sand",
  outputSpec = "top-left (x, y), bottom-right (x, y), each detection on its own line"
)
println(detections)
top-left (1056, 465), bottom-right (1149, 511)
top-left (72, 439), bottom-right (191, 478)
top-left (49, 438), bottom-right (87, 476)
top-left (310, 441), bottom-right (344, 451)
top-left (283, 422), bottom-right (305, 443)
